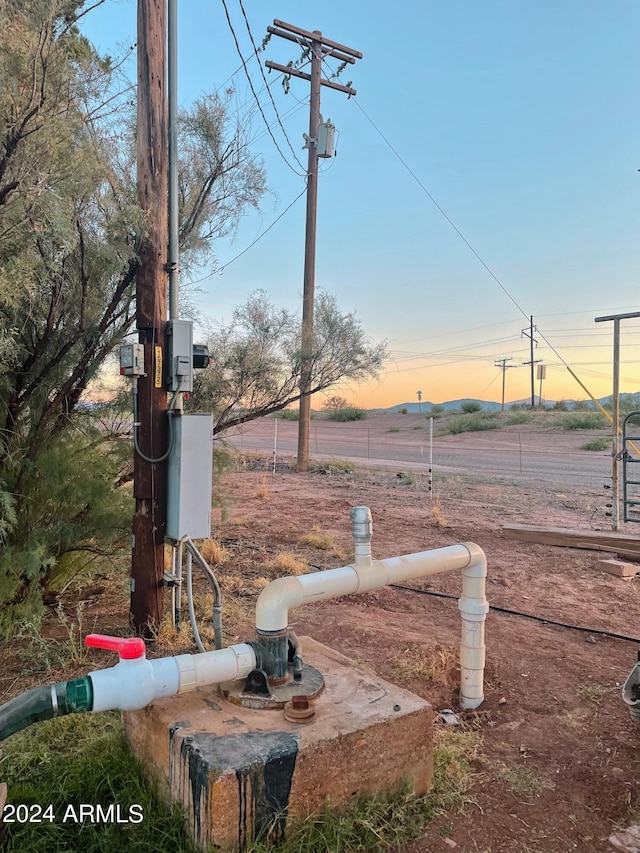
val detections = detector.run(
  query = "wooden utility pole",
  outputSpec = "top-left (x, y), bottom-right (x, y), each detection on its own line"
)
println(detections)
top-left (265, 20), bottom-right (362, 472)
top-left (131, 0), bottom-right (168, 635)
top-left (522, 316), bottom-right (540, 410)
top-left (494, 357), bottom-right (515, 412)
top-left (595, 310), bottom-right (640, 531)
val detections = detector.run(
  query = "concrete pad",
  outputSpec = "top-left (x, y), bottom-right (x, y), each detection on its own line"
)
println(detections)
top-left (124, 637), bottom-right (433, 852)
top-left (597, 558), bottom-right (640, 578)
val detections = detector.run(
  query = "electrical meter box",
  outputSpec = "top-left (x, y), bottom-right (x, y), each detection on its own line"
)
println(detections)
top-left (166, 413), bottom-right (213, 541)
top-left (166, 319), bottom-right (193, 393)
top-left (119, 343), bottom-right (145, 376)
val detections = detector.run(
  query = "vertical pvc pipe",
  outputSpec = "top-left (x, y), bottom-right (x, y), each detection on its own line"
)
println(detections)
top-left (350, 506), bottom-right (372, 567)
top-left (458, 543), bottom-right (489, 710)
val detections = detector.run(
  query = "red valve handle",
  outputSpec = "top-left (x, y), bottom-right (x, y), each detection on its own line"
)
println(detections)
top-left (85, 634), bottom-right (146, 660)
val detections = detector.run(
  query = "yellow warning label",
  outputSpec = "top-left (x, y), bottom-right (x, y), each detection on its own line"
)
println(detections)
top-left (154, 345), bottom-right (162, 388)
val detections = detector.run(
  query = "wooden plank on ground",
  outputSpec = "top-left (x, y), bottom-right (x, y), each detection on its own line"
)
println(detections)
top-left (502, 524), bottom-right (640, 560)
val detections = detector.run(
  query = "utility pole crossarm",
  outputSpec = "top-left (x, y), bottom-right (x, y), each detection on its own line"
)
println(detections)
top-left (265, 61), bottom-right (357, 96)
top-left (272, 19), bottom-right (363, 58)
top-left (265, 27), bottom-right (357, 64)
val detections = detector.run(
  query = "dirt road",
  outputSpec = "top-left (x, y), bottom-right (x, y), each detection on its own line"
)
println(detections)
top-left (223, 413), bottom-right (612, 489)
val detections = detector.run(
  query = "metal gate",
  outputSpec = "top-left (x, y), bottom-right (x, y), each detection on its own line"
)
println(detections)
top-left (622, 411), bottom-right (640, 523)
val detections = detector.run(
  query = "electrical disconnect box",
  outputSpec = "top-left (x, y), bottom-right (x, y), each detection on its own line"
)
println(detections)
top-left (166, 319), bottom-right (193, 393)
top-left (166, 413), bottom-right (213, 541)
top-left (119, 343), bottom-right (145, 376)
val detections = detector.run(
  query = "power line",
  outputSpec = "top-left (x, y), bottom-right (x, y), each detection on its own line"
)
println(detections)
top-left (186, 185), bottom-right (307, 286)
top-left (236, 0), bottom-right (307, 172)
top-left (220, 0), bottom-right (306, 176)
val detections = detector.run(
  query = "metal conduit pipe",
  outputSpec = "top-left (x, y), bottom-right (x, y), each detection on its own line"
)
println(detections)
top-left (255, 541), bottom-right (488, 710)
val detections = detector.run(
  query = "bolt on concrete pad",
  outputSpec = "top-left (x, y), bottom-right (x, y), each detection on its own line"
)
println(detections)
top-left (124, 637), bottom-right (433, 852)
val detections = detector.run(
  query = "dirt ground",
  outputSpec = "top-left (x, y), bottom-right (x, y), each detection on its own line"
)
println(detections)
top-left (4, 424), bottom-right (640, 852)
top-left (208, 459), bottom-right (640, 853)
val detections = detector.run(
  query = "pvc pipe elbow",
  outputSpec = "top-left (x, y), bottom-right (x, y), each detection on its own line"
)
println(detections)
top-left (255, 576), bottom-right (305, 632)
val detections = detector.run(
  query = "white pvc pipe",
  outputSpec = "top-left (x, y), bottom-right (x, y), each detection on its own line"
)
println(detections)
top-left (89, 643), bottom-right (256, 713)
top-left (350, 505), bottom-right (372, 566)
top-left (255, 542), bottom-right (488, 710)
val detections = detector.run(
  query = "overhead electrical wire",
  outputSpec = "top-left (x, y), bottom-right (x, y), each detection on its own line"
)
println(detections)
top-left (316, 52), bottom-right (616, 398)
top-left (236, 0), bottom-right (307, 172)
top-left (220, 0), bottom-right (306, 177)
top-left (185, 186), bottom-right (307, 286)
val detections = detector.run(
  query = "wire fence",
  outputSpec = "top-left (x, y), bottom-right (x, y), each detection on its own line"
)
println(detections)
top-left (222, 418), bottom-right (614, 491)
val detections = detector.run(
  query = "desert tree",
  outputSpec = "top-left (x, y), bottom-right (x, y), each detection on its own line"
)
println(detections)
top-left (0, 0), bottom-right (266, 628)
top-left (187, 289), bottom-right (387, 434)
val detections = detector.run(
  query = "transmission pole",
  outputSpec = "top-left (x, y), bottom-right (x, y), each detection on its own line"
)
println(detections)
top-left (132, 0), bottom-right (168, 635)
top-left (522, 316), bottom-right (540, 410)
top-left (494, 358), bottom-right (516, 412)
top-left (265, 20), bottom-right (362, 472)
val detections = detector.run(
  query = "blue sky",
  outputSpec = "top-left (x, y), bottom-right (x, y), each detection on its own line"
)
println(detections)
top-left (81, 1), bottom-right (640, 407)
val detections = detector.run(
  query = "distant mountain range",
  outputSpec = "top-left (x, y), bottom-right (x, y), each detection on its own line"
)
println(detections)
top-left (374, 392), bottom-right (640, 414)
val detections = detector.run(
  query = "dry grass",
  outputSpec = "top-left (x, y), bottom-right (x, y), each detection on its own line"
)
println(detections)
top-left (298, 525), bottom-right (335, 550)
top-left (428, 497), bottom-right (449, 527)
top-left (262, 551), bottom-right (308, 577)
top-left (198, 538), bottom-right (230, 565)
top-left (387, 642), bottom-right (459, 685)
top-left (153, 615), bottom-right (195, 654)
top-left (253, 476), bottom-right (270, 498)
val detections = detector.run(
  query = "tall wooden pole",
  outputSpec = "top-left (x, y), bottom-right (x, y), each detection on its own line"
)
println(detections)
top-left (132, 0), bottom-right (168, 635)
top-left (296, 33), bottom-right (321, 473)
top-left (265, 21), bottom-right (361, 473)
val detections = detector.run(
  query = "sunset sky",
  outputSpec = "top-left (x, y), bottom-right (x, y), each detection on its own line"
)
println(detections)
top-left (82, 1), bottom-right (639, 408)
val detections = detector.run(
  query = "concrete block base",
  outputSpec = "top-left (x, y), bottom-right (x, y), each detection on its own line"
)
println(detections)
top-left (124, 637), bottom-right (433, 852)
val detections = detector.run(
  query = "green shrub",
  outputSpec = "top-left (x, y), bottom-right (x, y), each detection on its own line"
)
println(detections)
top-left (460, 401), bottom-right (482, 414)
top-left (0, 424), bottom-right (132, 637)
top-left (309, 459), bottom-right (356, 473)
top-left (397, 407), bottom-right (408, 415)
top-left (327, 407), bottom-right (367, 422)
top-left (388, 427), bottom-right (401, 433)
top-left (581, 437), bottom-right (610, 451)
top-left (560, 413), bottom-right (606, 430)
top-left (504, 411), bottom-right (532, 426)
top-left (429, 405), bottom-right (444, 417)
top-left (274, 408), bottom-right (300, 420)
top-left (440, 412), bottom-right (500, 435)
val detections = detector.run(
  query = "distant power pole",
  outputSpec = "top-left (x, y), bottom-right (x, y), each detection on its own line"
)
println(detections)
top-left (494, 358), bottom-right (516, 412)
top-left (266, 20), bottom-right (362, 472)
top-left (522, 316), bottom-right (541, 410)
top-left (131, 0), bottom-right (168, 634)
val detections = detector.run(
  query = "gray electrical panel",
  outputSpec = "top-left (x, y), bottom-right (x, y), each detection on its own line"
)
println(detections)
top-left (166, 319), bottom-right (193, 393)
top-left (166, 413), bottom-right (213, 541)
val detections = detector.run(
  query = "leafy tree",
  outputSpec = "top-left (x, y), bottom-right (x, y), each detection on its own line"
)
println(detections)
top-left (187, 289), bottom-right (387, 433)
top-left (0, 0), bottom-right (266, 628)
